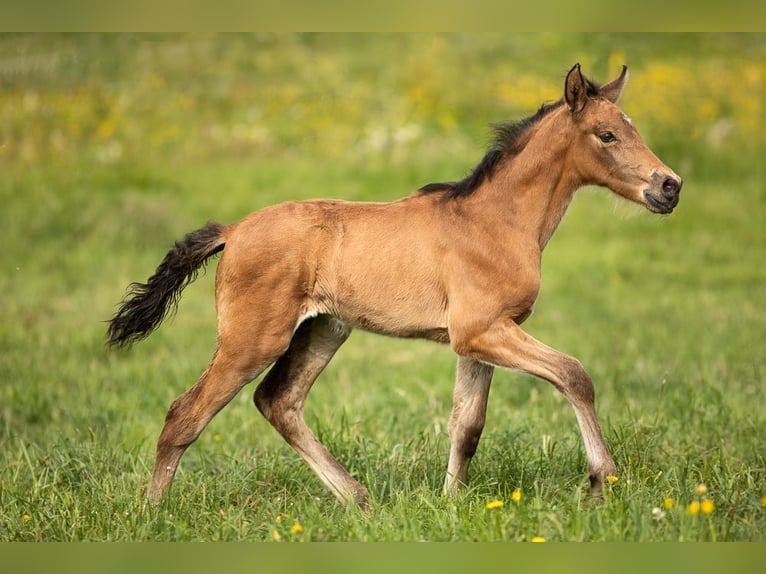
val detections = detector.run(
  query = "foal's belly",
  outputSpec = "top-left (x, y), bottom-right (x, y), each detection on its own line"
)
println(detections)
top-left (346, 313), bottom-right (451, 343)
top-left (320, 295), bottom-right (451, 344)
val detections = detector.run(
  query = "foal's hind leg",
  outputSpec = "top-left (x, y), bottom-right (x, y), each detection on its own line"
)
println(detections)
top-left (253, 315), bottom-right (369, 507)
top-left (444, 357), bottom-right (494, 496)
top-left (147, 352), bottom-right (274, 503)
top-left (147, 320), bottom-right (294, 503)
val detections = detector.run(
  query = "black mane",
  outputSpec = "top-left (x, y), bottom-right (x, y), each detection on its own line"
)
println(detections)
top-left (420, 77), bottom-right (600, 199)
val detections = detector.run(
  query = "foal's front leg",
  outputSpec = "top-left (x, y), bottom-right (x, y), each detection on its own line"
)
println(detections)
top-left (444, 357), bottom-right (494, 496)
top-left (451, 318), bottom-right (617, 493)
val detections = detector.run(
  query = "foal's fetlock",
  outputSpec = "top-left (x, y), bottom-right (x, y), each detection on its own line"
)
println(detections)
top-left (147, 479), bottom-right (170, 505)
top-left (588, 462), bottom-right (618, 496)
top-left (334, 480), bottom-right (371, 510)
top-left (354, 488), bottom-right (372, 511)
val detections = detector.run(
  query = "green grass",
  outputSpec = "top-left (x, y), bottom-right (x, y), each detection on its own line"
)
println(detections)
top-left (1, 33), bottom-right (764, 541)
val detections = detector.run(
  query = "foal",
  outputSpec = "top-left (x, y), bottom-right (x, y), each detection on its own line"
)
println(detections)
top-left (108, 64), bottom-right (681, 508)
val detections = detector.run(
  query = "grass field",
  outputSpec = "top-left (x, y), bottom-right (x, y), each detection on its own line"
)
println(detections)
top-left (1, 33), bottom-right (764, 541)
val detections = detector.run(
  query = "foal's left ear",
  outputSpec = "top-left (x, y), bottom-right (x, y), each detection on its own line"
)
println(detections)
top-left (565, 63), bottom-right (588, 112)
top-left (599, 65), bottom-right (629, 103)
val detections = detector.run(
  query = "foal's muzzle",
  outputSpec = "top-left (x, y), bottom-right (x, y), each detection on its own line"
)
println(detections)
top-left (644, 174), bottom-right (682, 214)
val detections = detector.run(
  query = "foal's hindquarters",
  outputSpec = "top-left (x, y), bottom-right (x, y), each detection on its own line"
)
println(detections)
top-left (148, 202), bottom-right (379, 506)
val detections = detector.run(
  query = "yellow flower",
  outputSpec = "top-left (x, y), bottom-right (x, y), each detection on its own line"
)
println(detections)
top-left (511, 489), bottom-right (522, 502)
top-left (291, 523), bottom-right (304, 534)
top-left (695, 483), bottom-right (708, 496)
top-left (687, 501), bottom-right (700, 515)
top-left (530, 536), bottom-right (546, 542)
top-left (22, 514), bottom-right (30, 523)
top-left (662, 498), bottom-right (675, 510)
top-left (271, 530), bottom-right (281, 541)
top-left (700, 499), bottom-right (715, 514)
top-left (606, 475), bottom-right (619, 485)
top-left (485, 500), bottom-right (504, 510)
top-left (213, 434), bottom-right (221, 442)
top-left (760, 495), bottom-right (766, 508)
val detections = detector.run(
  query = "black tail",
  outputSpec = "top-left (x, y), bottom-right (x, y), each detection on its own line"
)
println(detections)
top-left (107, 222), bottom-right (227, 348)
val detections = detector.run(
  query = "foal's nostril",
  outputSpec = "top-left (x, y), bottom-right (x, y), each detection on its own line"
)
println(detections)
top-left (662, 177), bottom-right (681, 199)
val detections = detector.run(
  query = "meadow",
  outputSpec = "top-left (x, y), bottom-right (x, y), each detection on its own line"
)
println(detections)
top-left (0, 33), bottom-right (764, 542)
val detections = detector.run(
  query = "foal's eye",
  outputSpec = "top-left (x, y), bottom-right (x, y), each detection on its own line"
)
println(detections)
top-left (598, 131), bottom-right (617, 143)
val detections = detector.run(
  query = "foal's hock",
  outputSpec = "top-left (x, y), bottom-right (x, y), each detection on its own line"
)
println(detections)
top-left (108, 64), bottom-right (682, 508)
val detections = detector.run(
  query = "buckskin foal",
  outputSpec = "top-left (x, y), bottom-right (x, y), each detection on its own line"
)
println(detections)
top-left (108, 64), bottom-right (682, 508)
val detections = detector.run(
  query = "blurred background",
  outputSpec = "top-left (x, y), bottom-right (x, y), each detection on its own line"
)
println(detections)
top-left (1, 33), bottom-right (762, 176)
top-left (1, 34), bottom-right (763, 542)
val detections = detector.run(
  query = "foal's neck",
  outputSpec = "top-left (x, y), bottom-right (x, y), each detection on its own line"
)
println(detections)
top-left (476, 114), bottom-right (581, 251)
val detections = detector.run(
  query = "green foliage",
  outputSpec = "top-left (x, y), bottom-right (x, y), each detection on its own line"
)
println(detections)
top-left (1, 33), bottom-right (764, 541)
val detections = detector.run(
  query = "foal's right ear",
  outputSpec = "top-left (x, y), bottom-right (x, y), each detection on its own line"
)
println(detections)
top-left (564, 63), bottom-right (588, 113)
top-left (600, 65), bottom-right (629, 103)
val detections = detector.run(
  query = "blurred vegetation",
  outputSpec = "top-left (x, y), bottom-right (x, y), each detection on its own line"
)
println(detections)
top-left (1, 33), bottom-right (762, 180)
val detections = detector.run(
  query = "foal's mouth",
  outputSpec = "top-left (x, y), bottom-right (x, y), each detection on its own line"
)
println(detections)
top-left (643, 174), bottom-right (682, 214)
top-left (643, 191), bottom-right (678, 214)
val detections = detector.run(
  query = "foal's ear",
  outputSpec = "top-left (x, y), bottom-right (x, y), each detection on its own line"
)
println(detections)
top-left (564, 63), bottom-right (588, 112)
top-left (599, 65), bottom-right (629, 103)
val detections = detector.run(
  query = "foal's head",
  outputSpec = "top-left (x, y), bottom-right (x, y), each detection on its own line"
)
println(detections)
top-left (564, 63), bottom-right (682, 214)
